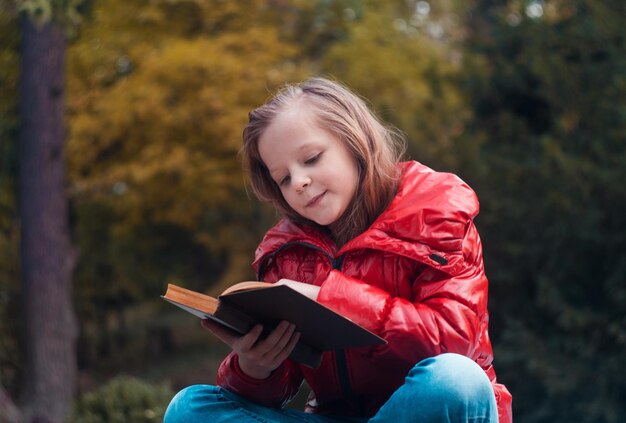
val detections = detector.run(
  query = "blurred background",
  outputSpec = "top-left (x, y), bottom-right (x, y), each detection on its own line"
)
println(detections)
top-left (0, 0), bottom-right (624, 422)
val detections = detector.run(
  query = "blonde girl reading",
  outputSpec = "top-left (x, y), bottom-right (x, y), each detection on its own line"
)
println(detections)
top-left (165, 78), bottom-right (512, 423)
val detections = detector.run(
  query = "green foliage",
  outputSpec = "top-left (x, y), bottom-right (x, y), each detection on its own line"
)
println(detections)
top-left (287, 0), bottom-right (365, 58)
top-left (70, 376), bottom-right (173, 423)
top-left (459, 0), bottom-right (626, 421)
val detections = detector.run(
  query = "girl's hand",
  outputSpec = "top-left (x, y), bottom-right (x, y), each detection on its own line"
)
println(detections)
top-left (276, 278), bottom-right (321, 301)
top-left (201, 319), bottom-right (300, 380)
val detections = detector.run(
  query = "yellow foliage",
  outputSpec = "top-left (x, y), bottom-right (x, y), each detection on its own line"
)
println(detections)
top-left (67, 0), bottom-right (304, 234)
top-left (64, 0), bottom-right (471, 294)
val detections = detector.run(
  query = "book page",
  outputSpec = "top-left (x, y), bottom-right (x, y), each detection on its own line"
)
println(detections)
top-left (163, 284), bottom-right (219, 314)
top-left (220, 281), bottom-right (272, 296)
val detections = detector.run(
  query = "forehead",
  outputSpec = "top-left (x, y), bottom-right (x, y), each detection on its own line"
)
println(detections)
top-left (263, 104), bottom-right (317, 140)
top-left (258, 107), bottom-right (333, 166)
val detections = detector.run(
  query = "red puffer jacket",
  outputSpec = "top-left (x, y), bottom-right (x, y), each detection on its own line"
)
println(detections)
top-left (217, 161), bottom-right (512, 422)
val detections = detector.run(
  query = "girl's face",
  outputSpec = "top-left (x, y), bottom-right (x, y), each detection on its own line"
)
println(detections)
top-left (258, 107), bottom-right (359, 232)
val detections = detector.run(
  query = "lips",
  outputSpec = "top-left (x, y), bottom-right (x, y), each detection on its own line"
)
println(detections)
top-left (306, 191), bottom-right (326, 207)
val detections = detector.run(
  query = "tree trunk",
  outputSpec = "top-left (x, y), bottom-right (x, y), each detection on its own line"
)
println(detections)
top-left (18, 16), bottom-right (78, 423)
top-left (0, 385), bottom-right (22, 423)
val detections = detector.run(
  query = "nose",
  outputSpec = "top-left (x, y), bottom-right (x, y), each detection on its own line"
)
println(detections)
top-left (293, 171), bottom-right (311, 193)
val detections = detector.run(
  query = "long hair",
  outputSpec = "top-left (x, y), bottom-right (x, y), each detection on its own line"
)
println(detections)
top-left (241, 77), bottom-right (406, 245)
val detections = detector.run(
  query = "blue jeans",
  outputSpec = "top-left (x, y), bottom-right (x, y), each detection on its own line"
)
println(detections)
top-left (164, 353), bottom-right (498, 423)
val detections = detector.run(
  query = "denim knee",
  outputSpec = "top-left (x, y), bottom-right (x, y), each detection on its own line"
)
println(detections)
top-left (370, 353), bottom-right (497, 422)
top-left (164, 384), bottom-right (219, 423)
top-left (409, 353), bottom-right (496, 418)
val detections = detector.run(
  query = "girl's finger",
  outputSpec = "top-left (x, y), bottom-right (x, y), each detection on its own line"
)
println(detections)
top-left (253, 321), bottom-right (290, 356)
top-left (269, 323), bottom-right (296, 354)
top-left (273, 331), bottom-right (301, 365)
top-left (235, 324), bottom-right (264, 352)
top-left (259, 323), bottom-right (297, 366)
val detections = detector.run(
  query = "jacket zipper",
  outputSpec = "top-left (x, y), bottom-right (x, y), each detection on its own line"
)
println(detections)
top-left (328, 255), bottom-right (354, 401)
top-left (256, 241), bottom-right (354, 400)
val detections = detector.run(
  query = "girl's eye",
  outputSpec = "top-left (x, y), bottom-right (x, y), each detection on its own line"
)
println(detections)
top-left (305, 153), bottom-right (321, 165)
top-left (279, 175), bottom-right (291, 186)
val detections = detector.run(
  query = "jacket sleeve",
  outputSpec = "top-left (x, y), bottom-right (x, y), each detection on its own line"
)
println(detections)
top-left (216, 351), bottom-right (304, 408)
top-left (317, 221), bottom-right (490, 366)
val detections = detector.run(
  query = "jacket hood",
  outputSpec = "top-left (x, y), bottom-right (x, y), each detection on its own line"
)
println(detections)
top-left (253, 161), bottom-right (479, 275)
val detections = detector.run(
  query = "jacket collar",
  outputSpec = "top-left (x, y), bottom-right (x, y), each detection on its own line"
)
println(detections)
top-left (253, 161), bottom-right (479, 275)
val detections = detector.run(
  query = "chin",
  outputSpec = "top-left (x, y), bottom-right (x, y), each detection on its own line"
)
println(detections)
top-left (314, 216), bottom-right (340, 227)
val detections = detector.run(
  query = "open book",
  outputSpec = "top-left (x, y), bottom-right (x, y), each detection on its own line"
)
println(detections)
top-left (162, 282), bottom-right (386, 368)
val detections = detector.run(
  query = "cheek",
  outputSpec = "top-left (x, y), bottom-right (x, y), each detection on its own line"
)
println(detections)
top-left (281, 189), bottom-right (300, 210)
top-left (344, 167), bottom-right (359, 199)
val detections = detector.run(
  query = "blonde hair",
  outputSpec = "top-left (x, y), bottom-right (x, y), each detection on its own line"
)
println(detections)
top-left (241, 77), bottom-right (406, 245)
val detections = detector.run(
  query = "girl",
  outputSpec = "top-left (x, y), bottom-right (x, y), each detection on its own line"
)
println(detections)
top-left (164, 78), bottom-right (512, 422)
